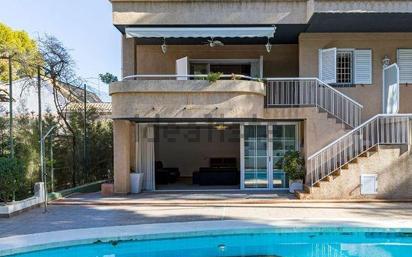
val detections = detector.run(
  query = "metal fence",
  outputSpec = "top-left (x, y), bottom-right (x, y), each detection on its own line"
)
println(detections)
top-left (306, 114), bottom-right (411, 186)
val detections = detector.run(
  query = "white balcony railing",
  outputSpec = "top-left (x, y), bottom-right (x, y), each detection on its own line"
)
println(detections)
top-left (122, 74), bottom-right (260, 81)
top-left (265, 78), bottom-right (363, 128)
top-left (306, 114), bottom-right (411, 186)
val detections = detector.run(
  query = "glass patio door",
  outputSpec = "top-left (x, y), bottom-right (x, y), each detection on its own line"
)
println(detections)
top-left (241, 123), bottom-right (299, 190)
top-left (242, 125), bottom-right (269, 189)
top-left (272, 125), bottom-right (298, 189)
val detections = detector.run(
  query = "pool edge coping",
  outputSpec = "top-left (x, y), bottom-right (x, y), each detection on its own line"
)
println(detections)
top-left (1, 219), bottom-right (412, 256)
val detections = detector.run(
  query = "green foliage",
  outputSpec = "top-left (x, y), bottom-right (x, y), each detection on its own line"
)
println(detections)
top-left (0, 22), bottom-right (41, 82)
top-left (0, 116), bottom-right (8, 158)
top-left (0, 157), bottom-right (25, 203)
top-left (206, 72), bottom-right (222, 83)
top-left (99, 72), bottom-right (118, 84)
top-left (282, 150), bottom-right (305, 181)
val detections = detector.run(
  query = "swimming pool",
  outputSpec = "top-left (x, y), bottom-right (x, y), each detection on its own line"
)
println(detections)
top-left (4, 228), bottom-right (412, 257)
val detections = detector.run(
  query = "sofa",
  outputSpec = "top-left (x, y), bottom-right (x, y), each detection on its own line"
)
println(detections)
top-left (155, 161), bottom-right (180, 184)
top-left (192, 167), bottom-right (239, 186)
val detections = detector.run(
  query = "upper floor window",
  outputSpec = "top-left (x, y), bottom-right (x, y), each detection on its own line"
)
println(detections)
top-left (319, 48), bottom-right (372, 86)
top-left (397, 49), bottom-right (412, 83)
top-left (336, 50), bottom-right (353, 84)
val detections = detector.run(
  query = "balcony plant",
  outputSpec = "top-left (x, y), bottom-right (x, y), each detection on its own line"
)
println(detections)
top-left (282, 150), bottom-right (305, 193)
top-left (206, 72), bottom-right (222, 83)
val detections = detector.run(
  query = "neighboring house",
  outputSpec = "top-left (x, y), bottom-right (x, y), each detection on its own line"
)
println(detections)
top-left (109, 0), bottom-right (412, 199)
top-left (0, 78), bottom-right (104, 116)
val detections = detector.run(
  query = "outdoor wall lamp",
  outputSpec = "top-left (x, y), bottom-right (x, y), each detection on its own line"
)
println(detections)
top-left (265, 37), bottom-right (272, 53)
top-left (161, 38), bottom-right (167, 54)
top-left (382, 55), bottom-right (391, 68)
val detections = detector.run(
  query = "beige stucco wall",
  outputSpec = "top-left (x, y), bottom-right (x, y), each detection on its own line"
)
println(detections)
top-left (264, 107), bottom-right (348, 157)
top-left (111, 0), bottom-right (412, 26)
top-left (307, 145), bottom-right (412, 199)
top-left (299, 32), bottom-right (412, 120)
top-left (113, 120), bottom-right (134, 194)
top-left (112, 0), bottom-right (310, 25)
top-left (133, 44), bottom-right (299, 78)
top-left (110, 80), bottom-right (266, 120)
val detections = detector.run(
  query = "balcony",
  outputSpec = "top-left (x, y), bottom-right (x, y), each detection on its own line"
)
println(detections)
top-left (109, 75), bottom-right (266, 121)
top-left (110, 75), bottom-right (363, 127)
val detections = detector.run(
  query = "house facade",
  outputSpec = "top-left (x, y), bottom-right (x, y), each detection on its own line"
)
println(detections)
top-left (109, 0), bottom-right (412, 199)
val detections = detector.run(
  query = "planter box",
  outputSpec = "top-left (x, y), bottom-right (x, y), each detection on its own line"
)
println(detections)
top-left (289, 180), bottom-right (303, 193)
top-left (130, 173), bottom-right (144, 194)
top-left (0, 182), bottom-right (45, 218)
top-left (101, 183), bottom-right (114, 196)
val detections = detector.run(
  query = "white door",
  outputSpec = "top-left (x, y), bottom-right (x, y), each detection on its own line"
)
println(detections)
top-left (176, 56), bottom-right (189, 80)
top-left (383, 63), bottom-right (400, 114)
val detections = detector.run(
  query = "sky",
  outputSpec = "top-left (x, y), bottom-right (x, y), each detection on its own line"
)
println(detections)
top-left (0, 0), bottom-right (121, 102)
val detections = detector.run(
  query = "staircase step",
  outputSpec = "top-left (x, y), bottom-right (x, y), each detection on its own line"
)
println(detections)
top-left (295, 191), bottom-right (311, 200)
top-left (322, 175), bottom-right (334, 182)
top-left (303, 184), bottom-right (312, 193)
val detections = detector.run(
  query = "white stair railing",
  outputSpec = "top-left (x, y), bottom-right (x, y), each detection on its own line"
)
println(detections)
top-left (265, 78), bottom-right (363, 128)
top-left (306, 114), bottom-right (411, 186)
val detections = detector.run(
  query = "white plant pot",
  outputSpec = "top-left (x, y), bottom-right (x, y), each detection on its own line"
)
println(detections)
top-left (289, 180), bottom-right (303, 193)
top-left (130, 173), bottom-right (144, 194)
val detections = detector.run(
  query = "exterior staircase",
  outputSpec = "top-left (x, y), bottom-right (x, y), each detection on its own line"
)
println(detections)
top-left (265, 78), bottom-right (363, 128)
top-left (296, 146), bottom-right (379, 199)
top-left (299, 114), bottom-right (411, 200)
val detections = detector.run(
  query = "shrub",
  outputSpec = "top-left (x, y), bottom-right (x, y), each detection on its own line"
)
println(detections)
top-left (207, 72), bottom-right (222, 83)
top-left (0, 157), bottom-right (25, 203)
top-left (283, 151), bottom-right (305, 181)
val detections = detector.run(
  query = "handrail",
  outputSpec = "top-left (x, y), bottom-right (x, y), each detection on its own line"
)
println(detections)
top-left (122, 74), bottom-right (261, 81)
top-left (308, 113), bottom-right (412, 160)
top-left (265, 78), bottom-right (363, 127)
top-left (306, 113), bottom-right (412, 186)
top-left (265, 77), bottom-right (363, 108)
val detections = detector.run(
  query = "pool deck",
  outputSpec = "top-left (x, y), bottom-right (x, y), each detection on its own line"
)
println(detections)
top-left (0, 192), bottom-right (412, 255)
top-left (0, 192), bottom-right (411, 238)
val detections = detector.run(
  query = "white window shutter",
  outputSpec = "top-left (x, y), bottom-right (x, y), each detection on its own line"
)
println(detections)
top-left (318, 48), bottom-right (337, 84)
top-left (397, 49), bottom-right (412, 83)
top-left (176, 56), bottom-right (189, 80)
top-left (354, 49), bottom-right (372, 84)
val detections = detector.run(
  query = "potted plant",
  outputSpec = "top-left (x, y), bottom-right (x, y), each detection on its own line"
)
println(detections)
top-left (282, 151), bottom-right (305, 193)
top-left (101, 169), bottom-right (114, 196)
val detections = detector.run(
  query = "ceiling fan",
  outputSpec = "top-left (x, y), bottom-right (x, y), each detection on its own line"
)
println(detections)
top-left (203, 38), bottom-right (224, 47)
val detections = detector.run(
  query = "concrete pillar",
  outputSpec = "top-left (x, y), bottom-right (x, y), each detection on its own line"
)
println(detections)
top-left (121, 35), bottom-right (136, 78)
top-left (114, 120), bottom-right (132, 194)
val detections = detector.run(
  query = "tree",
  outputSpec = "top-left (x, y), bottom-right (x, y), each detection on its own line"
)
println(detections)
top-left (99, 72), bottom-right (118, 84)
top-left (38, 34), bottom-right (80, 186)
top-left (0, 157), bottom-right (25, 203)
top-left (0, 22), bottom-right (41, 82)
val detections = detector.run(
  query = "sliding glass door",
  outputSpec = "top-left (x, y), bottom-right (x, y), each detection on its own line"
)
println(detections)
top-left (243, 125), bottom-right (268, 188)
top-left (241, 123), bottom-right (299, 190)
top-left (272, 125), bottom-right (298, 189)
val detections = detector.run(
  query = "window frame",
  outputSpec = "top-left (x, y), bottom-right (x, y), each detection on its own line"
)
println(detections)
top-left (335, 49), bottom-right (354, 86)
top-left (397, 48), bottom-right (412, 84)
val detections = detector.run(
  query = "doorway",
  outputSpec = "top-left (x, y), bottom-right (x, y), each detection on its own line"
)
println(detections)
top-left (241, 123), bottom-right (299, 190)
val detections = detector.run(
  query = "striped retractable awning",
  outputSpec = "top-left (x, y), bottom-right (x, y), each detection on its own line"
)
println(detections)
top-left (125, 26), bottom-right (276, 39)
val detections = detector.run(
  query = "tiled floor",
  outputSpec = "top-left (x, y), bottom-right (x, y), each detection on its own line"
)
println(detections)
top-left (0, 192), bottom-right (411, 238)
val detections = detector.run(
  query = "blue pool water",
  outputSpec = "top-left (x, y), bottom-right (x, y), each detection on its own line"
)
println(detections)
top-left (7, 229), bottom-right (412, 257)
